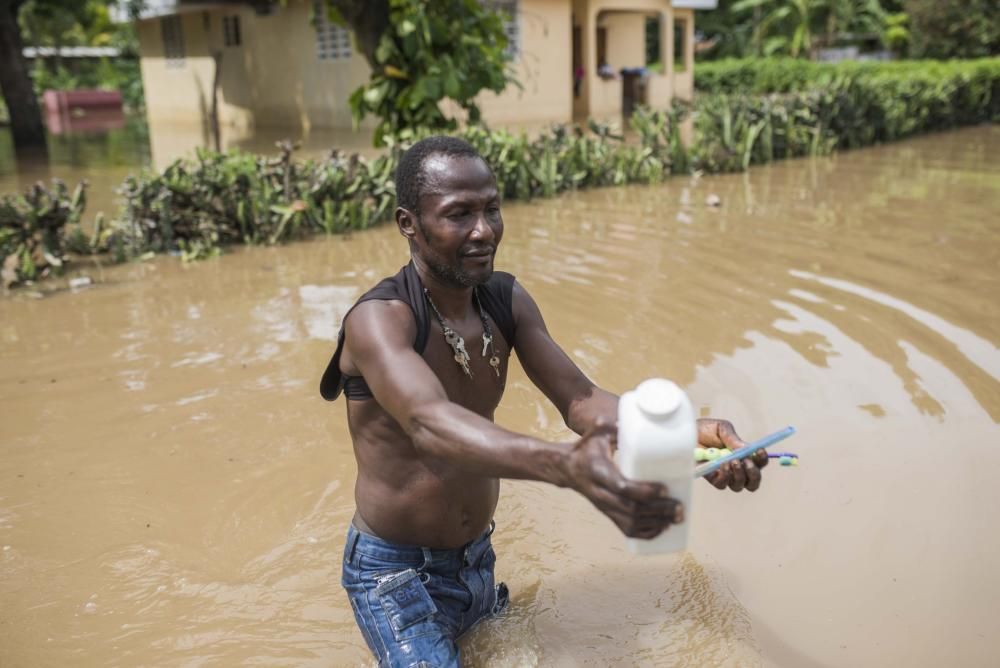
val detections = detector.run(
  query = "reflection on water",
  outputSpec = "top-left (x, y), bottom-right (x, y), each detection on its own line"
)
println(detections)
top-left (791, 269), bottom-right (1000, 383)
top-left (0, 116), bottom-right (151, 221)
top-left (1, 126), bottom-right (999, 667)
top-left (0, 115), bottom-right (376, 218)
top-left (46, 108), bottom-right (127, 136)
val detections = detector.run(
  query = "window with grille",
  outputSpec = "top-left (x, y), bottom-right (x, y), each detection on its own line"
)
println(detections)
top-left (161, 15), bottom-right (185, 68)
top-left (314, 1), bottom-right (352, 61)
top-left (491, 0), bottom-right (520, 58)
top-left (223, 15), bottom-right (242, 47)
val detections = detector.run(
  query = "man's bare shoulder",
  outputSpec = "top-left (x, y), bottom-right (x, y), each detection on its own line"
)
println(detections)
top-left (341, 300), bottom-right (418, 374)
top-left (346, 299), bottom-right (416, 345)
top-left (510, 279), bottom-right (545, 332)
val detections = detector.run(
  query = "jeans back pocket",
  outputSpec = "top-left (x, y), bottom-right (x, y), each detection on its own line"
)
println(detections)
top-left (375, 568), bottom-right (437, 641)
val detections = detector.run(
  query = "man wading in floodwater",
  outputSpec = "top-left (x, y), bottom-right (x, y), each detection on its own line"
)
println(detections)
top-left (320, 136), bottom-right (767, 667)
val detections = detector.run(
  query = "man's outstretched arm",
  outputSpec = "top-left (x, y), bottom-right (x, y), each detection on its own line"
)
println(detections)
top-left (344, 299), bottom-right (682, 537)
top-left (510, 281), bottom-right (768, 492)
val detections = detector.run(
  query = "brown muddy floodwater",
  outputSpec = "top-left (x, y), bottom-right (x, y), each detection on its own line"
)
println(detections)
top-left (2, 125), bottom-right (1000, 667)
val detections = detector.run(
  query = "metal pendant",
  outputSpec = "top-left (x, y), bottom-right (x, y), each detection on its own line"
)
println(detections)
top-left (444, 327), bottom-right (472, 377)
top-left (455, 352), bottom-right (472, 377)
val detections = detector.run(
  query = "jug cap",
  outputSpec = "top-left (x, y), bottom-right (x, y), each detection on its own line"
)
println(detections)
top-left (635, 378), bottom-right (682, 417)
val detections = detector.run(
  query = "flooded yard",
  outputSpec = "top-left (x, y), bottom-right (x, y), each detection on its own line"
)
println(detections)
top-left (0, 118), bottom-right (375, 219)
top-left (1, 125), bottom-right (998, 667)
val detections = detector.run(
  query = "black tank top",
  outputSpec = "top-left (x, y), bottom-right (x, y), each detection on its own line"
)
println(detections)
top-left (319, 262), bottom-right (517, 401)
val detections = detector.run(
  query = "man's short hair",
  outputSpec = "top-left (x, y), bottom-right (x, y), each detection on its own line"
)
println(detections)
top-left (395, 136), bottom-right (487, 216)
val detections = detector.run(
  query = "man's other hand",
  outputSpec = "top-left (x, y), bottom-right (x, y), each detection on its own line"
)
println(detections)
top-left (563, 419), bottom-right (683, 539)
top-left (697, 418), bottom-right (768, 493)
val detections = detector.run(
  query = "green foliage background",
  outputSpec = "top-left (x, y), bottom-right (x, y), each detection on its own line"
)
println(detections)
top-left (905, 0), bottom-right (1000, 60)
top-left (696, 0), bottom-right (998, 60)
top-left (340, 0), bottom-right (516, 146)
top-left (0, 0), bottom-right (144, 121)
top-left (5, 57), bottom-right (998, 286)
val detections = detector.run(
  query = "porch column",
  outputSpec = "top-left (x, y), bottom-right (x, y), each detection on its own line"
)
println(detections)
top-left (684, 8), bottom-right (694, 73)
top-left (662, 3), bottom-right (674, 101)
top-left (577, 0), bottom-right (596, 120)
top-left (572, 0), bottom-right (590, 118)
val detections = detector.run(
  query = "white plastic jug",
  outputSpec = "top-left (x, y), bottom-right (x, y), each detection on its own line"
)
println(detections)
top-left (617, 378), bottom-right (697, 554)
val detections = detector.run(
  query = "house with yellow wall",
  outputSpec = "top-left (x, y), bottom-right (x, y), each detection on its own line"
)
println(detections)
top-left (131, 0), bottom-right (715, 136)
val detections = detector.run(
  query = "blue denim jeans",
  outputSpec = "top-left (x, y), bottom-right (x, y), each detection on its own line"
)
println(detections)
top-left (341, 522), bottom-right (509, 668)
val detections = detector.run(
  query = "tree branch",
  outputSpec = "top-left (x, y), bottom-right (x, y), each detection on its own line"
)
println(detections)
top-left (325, 0), bottom-right (390, 67)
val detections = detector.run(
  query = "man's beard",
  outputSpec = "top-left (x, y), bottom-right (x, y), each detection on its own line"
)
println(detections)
top-left (416, 216), bottom-right (494, 288)
top-left (426, 254), bottom-right (492, 288)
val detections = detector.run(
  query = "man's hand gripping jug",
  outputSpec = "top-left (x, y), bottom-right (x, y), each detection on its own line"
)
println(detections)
top-left (617, 378), bottom-right (697, 554)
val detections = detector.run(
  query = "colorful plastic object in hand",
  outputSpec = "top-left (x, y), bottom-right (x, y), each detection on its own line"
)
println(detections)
top-left (694, 447), bottom-right (732, 463)
top-left (693, 426), bottom-right (797, 479)
top-left (769, 452), bottom-right (800, 466)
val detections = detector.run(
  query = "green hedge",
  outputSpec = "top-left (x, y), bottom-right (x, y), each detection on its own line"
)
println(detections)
top-left (692, 58), bottom-right (1000, 158)
top-left (696, 58), bottom-right (833, 94)
top-left (696, 58), bottom-right (1000, 96)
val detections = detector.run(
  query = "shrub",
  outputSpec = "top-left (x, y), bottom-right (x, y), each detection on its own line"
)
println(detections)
top-left (694, 58), bottom-right (1000, 149)
top-left (1, 180), bottom-right (85, 288)
top-left (695, 58), bottom-right (829, 94)
top-left (691, 92), bottom-right (838, 172)
top-left (111, 141), bottom-right (396, 258)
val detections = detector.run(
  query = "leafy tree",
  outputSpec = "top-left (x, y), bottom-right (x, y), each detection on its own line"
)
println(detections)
top-left (904, 0), bottom-right (999, 59)
top-left (882, 11), bottom-right (909, 55)
top-left (21, 0), bottom-right (124, 50)
top-left (822, 0), bottom-right (885, 47)
top-left (323, 0), bottom-right (516, 146)
top-left (0, 0), bottom-right (141, 150)
top-left (694, 0), bottom-right (758, 60)
top-left (732, 0), bottom-right (826, 57)
top-left (698, 0), bottom-right (912, 59)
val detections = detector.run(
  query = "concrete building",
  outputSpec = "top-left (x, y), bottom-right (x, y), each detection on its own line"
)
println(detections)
top-left (130, 0), bottom-right (715, 134)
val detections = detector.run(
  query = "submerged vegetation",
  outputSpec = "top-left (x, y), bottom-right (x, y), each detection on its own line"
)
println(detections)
top-left (0, 180), bottom-right (85, 288)
top-left (113, 142), bottom-right (397, 262)
top-left (2, 57), bottom-right (998, 288)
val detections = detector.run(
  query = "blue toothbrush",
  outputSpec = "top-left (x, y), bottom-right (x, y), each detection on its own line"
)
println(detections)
top-left (694, 426), bottom-right (797, 479)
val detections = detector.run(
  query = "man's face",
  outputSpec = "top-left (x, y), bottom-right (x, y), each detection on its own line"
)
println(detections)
top-left (407, 154), bottom-right (503, 288)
